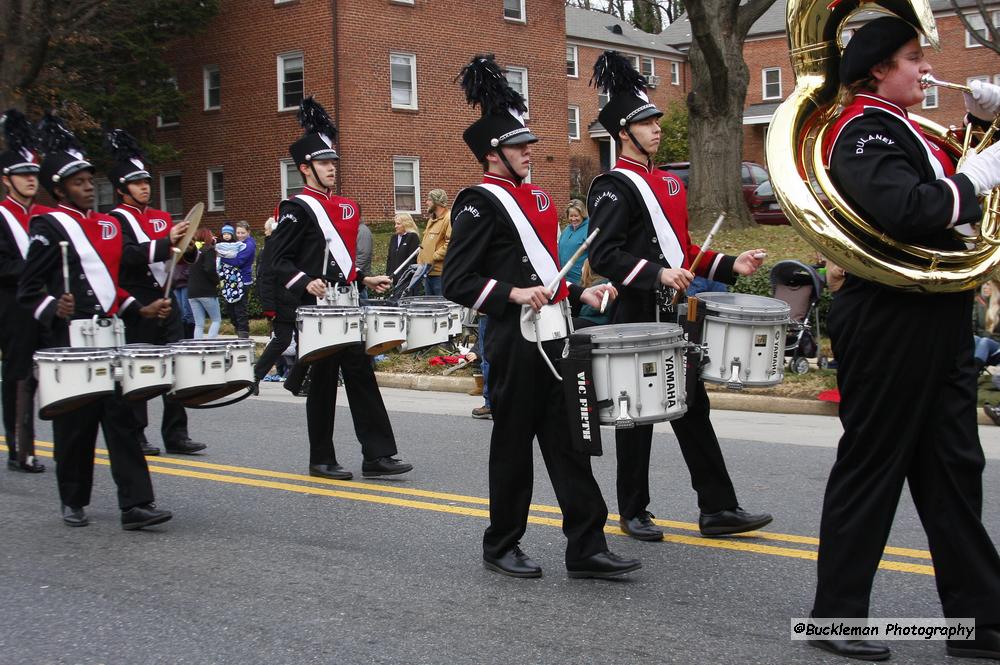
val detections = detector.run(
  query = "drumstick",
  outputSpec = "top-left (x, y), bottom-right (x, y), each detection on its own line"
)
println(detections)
top-left (520, 227), bottom-right (601, 322)
top-left (161, 247), bottom-right (183, 298)
top-left (670, 213), bottom-right (725, 306)
top-left (599, 289), bottom-right (610, 314)
top-left (59, 241), bottom-right (70, 293)
top-left (393, 246), bottom-right (421, 276)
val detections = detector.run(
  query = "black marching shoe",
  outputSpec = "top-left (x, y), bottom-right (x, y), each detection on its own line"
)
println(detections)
top-left (483, 546), bottom-right (542, 578)
top-left (139, 439), bottom-right (161, 456)
top-left (566, 551), bottom-right (642, 579)
top-left (808, 638), bottom-right (890, 662)
top-left (121, 503), bottom-right (173, 530)
top-left (165, 439), bottom-right (207, 455)
top-left (947, 624), bottom-right (1000, 660)
top-left (699, 506), bottom-right (773, 536)
top-left (11, 456), bottom-right (45, 473)
top-left (61, 505), bottom-right (89, 527)
top-left (362, 456), bottom-right (413, 478)
top-left (309, 464), bottom-right (353, 480)
top-left (620, 511), bottom-right (664, 541)
top-left (984, 403), bottom-right (1000, 427)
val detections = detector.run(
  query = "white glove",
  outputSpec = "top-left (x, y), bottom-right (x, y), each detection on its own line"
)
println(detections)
top-left (958, 140), bottom-right (1000, 195)
top-left (964, 79), bottom-right (1000, 121)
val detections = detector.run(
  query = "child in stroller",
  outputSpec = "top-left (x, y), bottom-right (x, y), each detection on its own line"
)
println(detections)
top-left (769, 260), bottom-right (828, 374)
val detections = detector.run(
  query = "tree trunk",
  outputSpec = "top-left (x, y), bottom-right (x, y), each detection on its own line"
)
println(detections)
top-left (0, 0), bottom-right (53, 111)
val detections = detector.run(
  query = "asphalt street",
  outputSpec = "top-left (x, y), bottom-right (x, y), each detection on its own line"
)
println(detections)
top-left (3, 384), bottom-right (1000, 664)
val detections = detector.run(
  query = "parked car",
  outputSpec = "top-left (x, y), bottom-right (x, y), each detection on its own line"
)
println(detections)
top-left (659, 160), bottom-right (789, 225)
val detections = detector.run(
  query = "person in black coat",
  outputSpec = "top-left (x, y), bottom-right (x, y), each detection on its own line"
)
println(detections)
top-left (807, 17), bottom-right (1000, 662)
top-left (187, 228), bottom-right (222, 338)
top-left (385, 212), bottom-right (421, 284)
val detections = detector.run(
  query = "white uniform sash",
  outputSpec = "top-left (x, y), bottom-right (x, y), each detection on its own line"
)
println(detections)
top-left (0, 206), bottom-right (30, 258)
top-left (477, 183), bottom-right (560, 290)
top-left (49, 212), bottom-right (117, 313)
top-left (613, 168), bottom-right (685, 270)
top-left (113, 207), bottom-right (168, 287)
top-left (294, 194), bottom-right (354, 279)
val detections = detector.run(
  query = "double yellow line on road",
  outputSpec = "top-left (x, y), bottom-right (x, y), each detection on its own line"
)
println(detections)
top-left (29, 440), bottom-right (934, 576)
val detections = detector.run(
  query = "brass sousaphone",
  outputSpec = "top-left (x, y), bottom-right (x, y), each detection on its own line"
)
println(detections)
top-left (766, 0), bottom-right (1000, 292)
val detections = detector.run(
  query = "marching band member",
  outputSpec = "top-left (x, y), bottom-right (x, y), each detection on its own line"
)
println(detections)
top-left (810, 17), bottom-right (1000, 660)
top-left (586, 51), bottom-right (772, 542)
top-left (443, 55), bottom-right (640, 579)
top-left (0, 109), bottom-right (44, 473)
top-left (18, 114), bottom-right (173, 529)
top-left (106, 129), bottom-right (205, 457)
top-left (266, 97), bottom-right (412, 481)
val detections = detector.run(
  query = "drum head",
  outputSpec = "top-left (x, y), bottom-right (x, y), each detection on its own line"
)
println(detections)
top-left (583, 322), bottom-right (684, 344)
top-left (697, 293), bottom-right (790, 322)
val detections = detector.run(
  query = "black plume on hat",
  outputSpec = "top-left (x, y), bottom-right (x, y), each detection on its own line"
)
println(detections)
top-left (289, 96), bottom-right (339, 165)
top-left (297, 96), bottom-right (337, 143)
top-left (458, 54), bottom-right (536, 162)
top-left (37, 112), bottom-right (83, 157)
top-left (592, 50), bottom-right (663, 135)
top-left (105, 128), bottom-right (151, 186)
top-left (0, 109), bottom-right (40, 175)
top-left (36, 112), bottom-right (93, 194)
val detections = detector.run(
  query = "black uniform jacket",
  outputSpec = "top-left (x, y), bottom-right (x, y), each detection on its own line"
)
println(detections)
top-left (110, 204), bottom-right (175, 305)
top-left (0, 197), bottom-right (33, 292)
top-left (386, 231), bottom-right (421, 278)
top-left (18, 205), bottom-right (143, 334)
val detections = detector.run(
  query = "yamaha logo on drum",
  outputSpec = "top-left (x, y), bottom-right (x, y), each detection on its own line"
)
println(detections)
top-left (576, 371), bottom-right (592, 442)
top-left (769, 328), bottom-right (781, 376)
top-left (663, 354), bottom-right (677, 409)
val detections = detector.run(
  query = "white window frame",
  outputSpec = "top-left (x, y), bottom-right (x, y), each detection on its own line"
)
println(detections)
top-left (280, 159), bottom-right (305, 200)
top-left (919, 31), bottom-right (929, 47)
top-left (762, 67), bottom-right (782, 101)
top-left (203, 65), bottom-right (220, 111)
top-left (506, 66), bottom-right (529, 118)
top-left (670, 61), bottom-right (680, 85)
top-left (390, 0), bottom-right (415, 4)
top-left (392, 157), bottom-right (421, 214)
top-left (968, 74), bottom-right (990, 86)
top-left (640, 56), bottom-right (654, 77)
top-left (921, 85), bottom-right (938, 109)
top-left (568, 105), bottom-right (580, 140)
top-left (566, 45), bottom-right (579, 78)
top-left (206, 167), bottom-right (225, 212)
top-left (390, 51), bottom-right (418, 110)
top-left (157, 78), bottom-right (180, 127)
top-left (598, 91), bottom-right (609, 110)
top-left (503, 0), bottom-right (526, 23)
top-left (966, 11), bottom-right (1000, 48)
top-left (277, 51), bottom-right (304, 111)
top-left (159, 171), bottom-right (183, 219)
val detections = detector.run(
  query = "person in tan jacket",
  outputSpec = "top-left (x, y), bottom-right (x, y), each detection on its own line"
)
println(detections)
top-left (418, 188), bottom-right (451, 295)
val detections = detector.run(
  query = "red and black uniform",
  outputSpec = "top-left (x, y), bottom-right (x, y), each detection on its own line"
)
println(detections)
top-left (814, 93), bottom-right (1000, 624)
top-left (443, 173), bottom-right (610, 562)
top-left (18, 204), bottom-right (157, 510)
top-left (110, 202), bottom-right (189, 448)
top-left (265, 185), bottom-right (397, 465)
top-left (588, 156), bottom-right (742, 520)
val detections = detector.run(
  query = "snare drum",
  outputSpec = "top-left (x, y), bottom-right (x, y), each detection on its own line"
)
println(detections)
top-left (697, 293), bottom-right (790, 390)
top-left (223, 339), bottom-right (255, 389)
top-left (363, 306), bottom-right (406, 355)
top-left (401, 305), bottom-right (450, 353)
top-left (168, 340), bottom-right (228, 403)
top-left (322, 283), bottom-right (359, 307)
top-left (34, 347), bottom-right (117, 419)
top-left (582, 323), bottom-right (688, 428)
top-left (402, 296), bottom-right (463, 337)
top-left (69, 316), bottom-right (125, 348)
top-left (296, 305), bottom-right (363, 362)
top-left (117, 344), bottom-right (175, 401)
top-left (520, 300), bottom-right (572, 343)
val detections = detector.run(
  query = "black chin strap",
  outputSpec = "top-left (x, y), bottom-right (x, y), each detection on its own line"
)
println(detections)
top-left (308, 162), bottom-right (334, 194)
top-left (497, 150), bottom-right (523, 186)
top-left (625, 127), bottom-right (652, 162)
top-left (9, 179), bottom-right (33, 204)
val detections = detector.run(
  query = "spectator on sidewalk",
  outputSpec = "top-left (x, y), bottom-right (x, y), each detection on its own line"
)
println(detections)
top-left (219, 220), bottom-right (255, 338)
top-left (418, 189), bottom-right (451, 296)
top-left (357, 217), bottom-right (373, 299)
top-left (387, 213), bottom-right (421, 284)
top-left (188, 228), bottom-right (221, 339)
top-left (558, 199), bottom-right (589, 286)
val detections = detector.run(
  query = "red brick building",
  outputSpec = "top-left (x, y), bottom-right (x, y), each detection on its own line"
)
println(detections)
top-left (133, 0), bottom-right (569, 230)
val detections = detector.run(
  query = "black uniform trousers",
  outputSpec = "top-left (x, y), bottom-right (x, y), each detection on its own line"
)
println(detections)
top-left (124, 303), bottom-right (189, 446)
top-left (814, 282), bottom-right (1000, 623)
top-left (482, 320), bottom-right (609, 561)
top-left (612, 301), bottom-right (738, 519)
top-left (254, 318), bottom-right (295, 381)
top-left (0, 287), bottom-right (38, 459)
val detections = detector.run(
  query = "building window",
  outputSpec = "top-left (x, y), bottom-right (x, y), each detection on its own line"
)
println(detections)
top-left (598, 91), bottom-right (609, 109)
top-left (762, 68), bottom-right (782, 100)
top-left (207, 168), bottom-right (224, 211)
top-left (968, 74), bottom-right (990, 86)
top-left (966, 11), bottom-right (1000, 47)
top-left (626, 54), bottom-right (639, 70)
top-left (670, 61), bottom-right (680, 85)
top-left (921, 85), bottom-right (938, 109)
top-left (504, 0), bottom-right (525, 22)
top-left (506, 66), bottom-right (528, 117)
top-left (390, 52), bottom-right (418, 110)
top-left (640, 57), bottom-right (654, 77)
top-left (159, 173), bottom-right (182, 219)
top-left (281, 160), bottom-right (304, 199)
top-left (203, 65), bottom-right (220, 110)
top-left (157, 78), bottom-right (180, 127)
top-left (390, 0), bottom-right (414, 4)
top-left (568, 106), bottom-right (580, 140)
top-left (278, 52), bottom-right (304, 111)
top-left (393, 158), bottom-right (420, 213)
top-left (566, 45), bottom-right (578, 78)
top-left (95, 178), bottom-right (115, 213)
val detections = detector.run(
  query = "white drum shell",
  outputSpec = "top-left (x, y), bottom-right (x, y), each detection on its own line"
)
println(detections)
top-left (69, 317), bottom-right (125, 349)
top-left (520, 301), bottom-right (571, 343)
top-left (401, 297), bottom-right (463, 337)
top-left (296, 306), bottom-right (363, 362)
top-left (168, 344), bottom-right (228, 397)
top-left (223, 339), bottom-right (255, 386)
top-left (401, 306), bottom-right (450, 352)
top-left (117, 344), bottom-right (175, 400)
top-left (584, 323), bottom-right (688, 426)
top-left (364, 306), bottom-right (406, 355)
top-left (697, 293), bottom-right (790, 388)
top-left (34, 348), bottom-right (117, 418)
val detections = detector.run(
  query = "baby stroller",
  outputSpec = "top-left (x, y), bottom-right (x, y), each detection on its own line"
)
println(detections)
top-left (769, 260), bottom-right (828, 374)
top-left (387, 262), bottom-right (430, 303)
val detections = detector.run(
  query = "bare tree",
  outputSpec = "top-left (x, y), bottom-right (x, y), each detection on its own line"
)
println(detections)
top-left (684, 0), bottom-right (776, 229)
top-left (950, 0), bottom-right (1000, 54)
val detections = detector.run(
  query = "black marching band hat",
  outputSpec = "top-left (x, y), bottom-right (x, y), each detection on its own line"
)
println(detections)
top-left (839, 16), bottom-right (918, 85)
top-left (37, 112), bottom-right (94, 195)
top-left (289, 97), bottom-right (339, 165)
top-left (105, 128), bottom-right (151, 188)
top-left (592, 50), bottom-right (663, 136)
top-left (458, 54), bottom-right (538, 162)
top-left (0, 109), bottom-right (41, 176)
